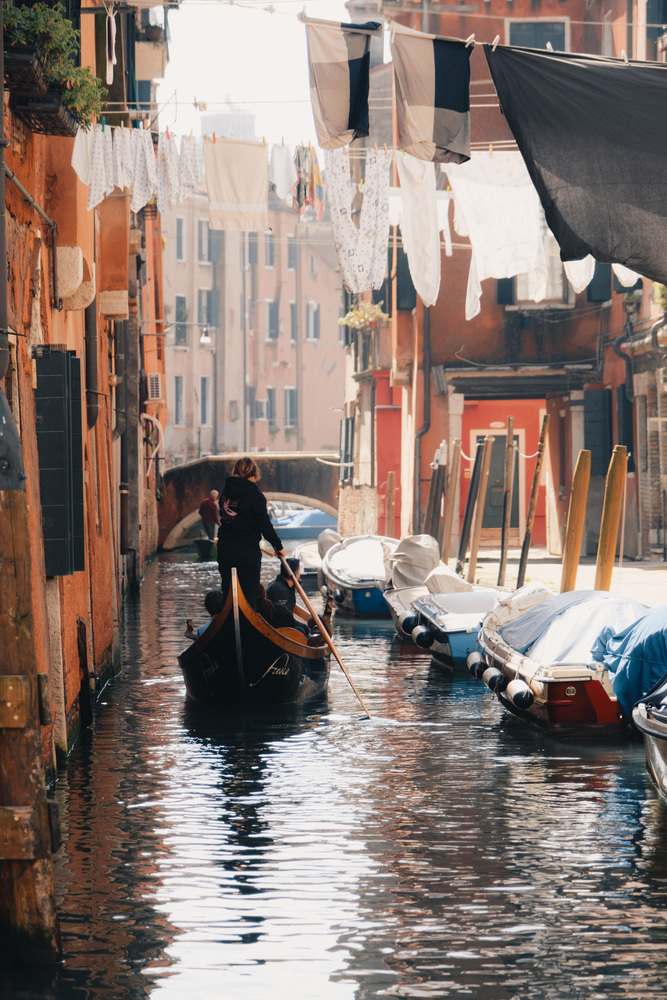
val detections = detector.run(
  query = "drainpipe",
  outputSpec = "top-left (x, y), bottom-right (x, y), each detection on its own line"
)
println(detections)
top-left (116, 321), bottom-right (129, 554)
top-left (413, 304), bottom-right (431, 532)
top-left (3, 164), bottom-right (61, 309)
top-left (84, 300), bottom-right (100, 428)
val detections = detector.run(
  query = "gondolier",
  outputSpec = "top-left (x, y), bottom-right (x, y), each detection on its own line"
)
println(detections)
top-left (217, 457), bottom-right (284, 610)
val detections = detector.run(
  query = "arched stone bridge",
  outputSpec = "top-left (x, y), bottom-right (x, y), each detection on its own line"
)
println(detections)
top-left (158, 452), bottom-right (340, 549)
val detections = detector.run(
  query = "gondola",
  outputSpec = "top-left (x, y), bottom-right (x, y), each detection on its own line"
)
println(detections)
top-left (193, 537), bottom-right (217, 562)
top-left (178, 569), bottom-right (331, 707)
top-left (633, 674), bottom-right (667, 804)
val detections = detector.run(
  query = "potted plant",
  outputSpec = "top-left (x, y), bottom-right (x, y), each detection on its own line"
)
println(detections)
top-left (5, 2), bottom-right (106, 134)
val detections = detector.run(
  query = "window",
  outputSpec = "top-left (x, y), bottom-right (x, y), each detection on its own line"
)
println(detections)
top-left (509, 20), bottom-right (567, 50)
top-left (310, 254), bottom-right (317, 277)
top-left (247, 385), bottom-right (256, 426)
top-left (175, 295), bottom-right (187, 344)
top-left (198, 288), bottom-right (218, 328)
top-left (175, 217), bottom-right (185, 261)
top-left (174, 375), bottom-right (185, 426)
top-left (514, 233), bottom-right (574, 308)
top-left (340, 416), bottom-right (354, 483)
top-left (255, 399), bottom-right (268, 421)
top-left (198, 220), bottom-right (210, 262)
top-left (265, 231), bottom-right (275, 268)
top-left (290, 301), bottom-right (298, 341)
top-left (248, 232), bottom-right (258, 266)
top-left (229, 400), bottom-right (239, 421)
top-left (200, 376), bottom-right (211, 425)
top-left (267, 386), bottom-right (276, 426)
top-left (584, 389), bottom-right (612, 476)
top-left (265, 300), bottom-right (279, 340)
top-left (287, 234), bottom-right (297, 270)
top-left (285, 387), bottom-right (298, 428)
top-left (306, 301), bottom-right (320, 341)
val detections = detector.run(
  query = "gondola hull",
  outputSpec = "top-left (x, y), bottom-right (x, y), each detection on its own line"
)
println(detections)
top-left (633, 675), bottom-right (667, 803)
top-left (178, 574), bottom-right (330, 707)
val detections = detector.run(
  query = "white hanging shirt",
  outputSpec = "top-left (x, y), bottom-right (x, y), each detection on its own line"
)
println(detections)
top-left (130, 129), bottom-right (158, 214)
top-left (445, 151), bottom-right (547, 321)
top-left (269, 143), bottom-right (298, 200)
top-left (394, 153), bottom-right (441, 307)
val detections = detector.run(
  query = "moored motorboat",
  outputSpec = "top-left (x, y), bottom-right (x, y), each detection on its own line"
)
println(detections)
top-left (476, 590), bottom-right (649, 738)
top-left (193, 537), bottom-right (217, 562)
top-left (412, 588), bottom-right (509, 668)
top-left (291, 538), bottom-right (321, 577)
top-left (320, 534), bottom-right (399, 616)
top-left (633, 673), bottom-right (667, 804)
top-left (178, 570), bottom-right (330, 707)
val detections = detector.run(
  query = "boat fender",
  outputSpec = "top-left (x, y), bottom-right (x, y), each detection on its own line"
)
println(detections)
top-left (467, 651), bottom-right (485, 679)
top-left (412, 625), bottom-right (434, 649)
top-left (333, 589), bottom-right (345, 605)
top-left (506, 678), bottom-right (534, 709)
top-left (482, 666), bottom-right (508, 692)
top-left (398, 610), bottom-right (418, 636)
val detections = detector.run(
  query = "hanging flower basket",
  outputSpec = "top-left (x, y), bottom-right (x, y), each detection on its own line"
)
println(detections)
top-left (11, 88), bottom-right (78, 137)
top-left (4, 43), bottom-right (48, 95)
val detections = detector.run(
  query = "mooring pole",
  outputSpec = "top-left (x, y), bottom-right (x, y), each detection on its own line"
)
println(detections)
top-left (467, 435), bottom-right (494, 583)
top-left (497, 417), bottom-right (515, 587)
top-left (516, 413), bottom-right (550, 589)
top-left (594, 445), bottom-right (628, 592)
top-left (440, 438), bottom-right (460, 562)
top-left (456, 440), bottom-right (483, 577)
top-left (560, 449), bottom-right (591, 593)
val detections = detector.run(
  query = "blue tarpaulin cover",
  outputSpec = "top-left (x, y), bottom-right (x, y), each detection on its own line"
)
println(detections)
top-left (591, 604), bottom-right (667, 717)
top-left (499, 591), bottom-right (647, 660)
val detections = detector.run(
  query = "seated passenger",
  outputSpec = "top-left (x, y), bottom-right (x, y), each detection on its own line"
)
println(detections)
top-left (185, 589), bottom-right (225, 640)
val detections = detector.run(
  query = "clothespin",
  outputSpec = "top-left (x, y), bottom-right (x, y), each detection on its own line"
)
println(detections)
top-left (213, 131), bottom-right (216, 143)
top-left (383, 142), bottom-right (388, 154)
top-left (489, 143), bottom-right (493, 157)
top-left (166, 125), bottom-right (170, 140)
top-left (189, 128), bottom-right (193, 140)
top-left (492, 35), bottom-right (500, 51)
top-left (374, 142), bottom-right (378, 154)
top-left (281, 136), bottom-right (285, 146)
top-left (546, 41), bottom-right (553, 51)
top-left (262, 135), bottom-right (267, 146)
top-left (621, 49), bottom-right (629, 63)
top-left (102, 116), bottom-right (106, 131)
top-left (465, 34), bottom-right (475, 47)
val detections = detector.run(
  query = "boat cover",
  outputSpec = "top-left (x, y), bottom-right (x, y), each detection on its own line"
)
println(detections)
top-left (486, 582), bottom-right (553, 628)
top-left (318, 528), bottom-right (342, 558)
top-left (591, 604), bottom-right (667, 717)
top-left (323, 535), bottom-right (399, 588)
top-left (425, 563), bottom-right (475, 594)
top-left (499, 591), bottom-right (648, 664)
top-left (272, 509), bottom-right (338, 530)
top-left (385, 534), bottom-right (441, 589)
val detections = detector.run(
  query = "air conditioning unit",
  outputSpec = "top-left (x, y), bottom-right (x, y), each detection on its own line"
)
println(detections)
top-left (147, 372), bottom-right (163, 401)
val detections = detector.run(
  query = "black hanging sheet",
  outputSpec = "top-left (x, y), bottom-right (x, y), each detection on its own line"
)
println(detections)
top-left (484, 44), bottom-right (667, 283)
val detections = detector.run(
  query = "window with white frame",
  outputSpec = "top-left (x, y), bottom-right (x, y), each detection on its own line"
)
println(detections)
top-left (174, 375), bottom-right (185, 426)
top-left (285, 387), bottom-right (298, 427)
top-left (200, 376), bottom-right (211, 425)
top-left (175, 217), bottom-right (185, 261)
top-left (306, 301), bottom-right (320, 341)
top-left (265, 231), bottom-right (275, 268)
top-left (287, 234), bottom-right (297, 270)
top-left (198, 220), bottom-right (210, 263)
top-left (198, 288), bottom-right (217, 328)
top-left (255, 398), bottom-right (268, 421)
top-left (265, 300), bottom-right (279, 340)
top-left (175, 295), bottom-right (187, 344)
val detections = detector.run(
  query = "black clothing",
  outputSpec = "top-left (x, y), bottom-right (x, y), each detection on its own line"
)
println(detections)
top-left (266, 575), bottom-right (296, 614)
top-left (217, 476), bottom-right (282, 609)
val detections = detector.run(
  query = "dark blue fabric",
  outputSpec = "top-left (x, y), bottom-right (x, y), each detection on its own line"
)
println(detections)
top-left (594, 605), bottom-right (667, 717)
top-left (433, 39), bottom-right (471, 114)
top-left (342, 21), bottom-right (381, 139)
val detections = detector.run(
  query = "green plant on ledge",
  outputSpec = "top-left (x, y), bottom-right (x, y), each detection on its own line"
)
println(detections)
top-left (5, 2), bottom-right (106, 128)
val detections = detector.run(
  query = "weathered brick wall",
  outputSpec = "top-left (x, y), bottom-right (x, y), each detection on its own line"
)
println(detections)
top-left (337, 484), bottom-right (378, 537)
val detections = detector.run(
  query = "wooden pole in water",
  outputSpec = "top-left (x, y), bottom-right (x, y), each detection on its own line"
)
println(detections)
top-left (497, 417), bottom-right (515, 587)
top-left (516, 413), bottom-right (550, 589)
top-left (385, 470), bottom-right (396, 538)
top-left (560, 449), bottom-right (591, 593)
top-left (456, 440), bottom-right (483, 577)
top-left (594, 445), bottom-right (628, 591)
top-left (440, 439), bottom-right (460, 562)
top-left (423, 441), bottom-right (447, 538)
top-left (467, 435), bottom-right (494, 582)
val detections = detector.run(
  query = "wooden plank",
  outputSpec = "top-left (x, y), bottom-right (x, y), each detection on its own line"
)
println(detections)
top-left (0, 807), bottom-right (38, 860)
top-left (0, 675), bottom-right (30, 728)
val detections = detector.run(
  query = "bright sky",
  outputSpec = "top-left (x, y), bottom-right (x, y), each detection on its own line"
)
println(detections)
top-left (156, 0), bottom-right (350, 147)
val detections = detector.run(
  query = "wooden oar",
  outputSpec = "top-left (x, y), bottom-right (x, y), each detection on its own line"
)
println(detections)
top-left (267, 550), bottom-right (371, 719)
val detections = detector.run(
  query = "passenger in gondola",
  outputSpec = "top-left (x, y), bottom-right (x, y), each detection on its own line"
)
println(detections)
top-left (184, 589), bottom-right (225, 640)
top-left (216, 456), bottom-right (285, 610)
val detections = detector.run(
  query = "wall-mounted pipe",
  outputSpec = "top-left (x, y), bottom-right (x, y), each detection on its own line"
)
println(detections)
top-left (612, 330), bottom-right (634, 404)
top-left (113, 321), bottom-right (127, 440)
top-left (140, 412), bottom-right (163, 483)
top-left (4, 163), bottom-right (62, 310)
top-left (84, 300), bottom-right (100, 428)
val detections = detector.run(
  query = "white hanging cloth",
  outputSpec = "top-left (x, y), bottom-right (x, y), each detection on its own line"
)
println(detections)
top-left (269, 143), bottom-right (298, 200)
top-left (157, 132), bottom-right (180, 215)
top-left (106, 10), bottom-right (117, 86)
top-left (445, 151), bottom-right (547, 321)
top-left (130, 129), bottom-right (158, 214)
top-left (71, 127), bottom-right (93, 186)
top-left (202, 136), bottom-right (269, 231)
top-left (87, 124), bottom-right (114, 211)
top-left (324, 147), bottom-right (392, 294)
top-left (179, 134), bottom-right (201, 200)
top-left (564, 257), bottom-right (642, 294)
top-left (394, 153), bottom-right (441, 306)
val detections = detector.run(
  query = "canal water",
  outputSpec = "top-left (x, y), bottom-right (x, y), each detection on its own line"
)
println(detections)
top-left (3, 551), bottom-right (667, 999)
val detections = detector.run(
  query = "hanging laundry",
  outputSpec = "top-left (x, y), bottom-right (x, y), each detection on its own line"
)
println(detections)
top-left (130, 128), bottom-right (158, 214)
top-left (293, 145), bottom-right (312, 216)
top-left (106, 10), bottom-right (117, 87)
top-left (303, 16), bottom-right (382, 149)
top-left (394, 154), bottom-right (441, 306)
top-left (118, 125), bottom-right (135, 191)
top-left (269, 143), bottom-right (298, 199)
top-left (202, 136), bottom-right (268, 231)
top-left (157, 131), bottom-right (180, 215)
top-left (308, 149), bottom-right (326, 222)
top-left (324, 147), bottom-right (391, 294)
top-left (390, 22), bottom-right (471, 164)
top-left (485, 44), bottom-right (667, 283)
top-left (110, 126), bottom-right (124, 189)
top-left (178, 134), bottom-right (201, 201)
top-left (445, 151), bottom-right (547, 321)
top-left (71, 127), bottom-right (93, 186)
top-left (87, 124), bottom-right (114, 210)
top-left (563, 257), bottom-right (596, 294)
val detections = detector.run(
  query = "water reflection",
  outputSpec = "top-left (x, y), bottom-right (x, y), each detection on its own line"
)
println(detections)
top-left (1, 551), bottom-right (667, 999)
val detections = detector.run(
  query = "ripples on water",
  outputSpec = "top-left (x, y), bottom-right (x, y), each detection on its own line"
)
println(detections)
top-left (3, 551), bottom-right (667, 999)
